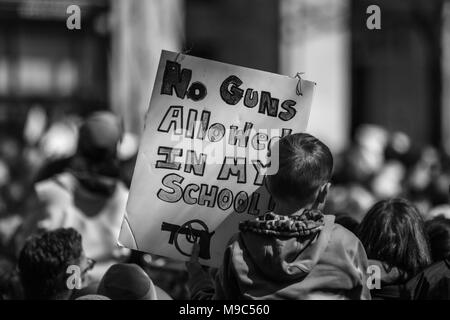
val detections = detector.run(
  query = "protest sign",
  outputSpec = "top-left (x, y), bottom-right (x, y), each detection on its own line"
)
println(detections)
top-left (118, 50), bottom-right (315, 267)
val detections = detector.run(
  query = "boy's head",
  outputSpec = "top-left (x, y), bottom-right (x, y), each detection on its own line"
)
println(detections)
top-left (266, 133), bottom-right (333, 209)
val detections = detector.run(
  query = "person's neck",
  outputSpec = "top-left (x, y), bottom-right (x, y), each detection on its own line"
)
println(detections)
top-left (272, 201), bottom-right (314, 216)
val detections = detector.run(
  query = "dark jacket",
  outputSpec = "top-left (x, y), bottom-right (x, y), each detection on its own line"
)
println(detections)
top-left (189, 212), bottom-right (371, 300)
top-left (406, 258), bottom-right (450, 300)
top-left (368, 260), bottom-right (411, 300)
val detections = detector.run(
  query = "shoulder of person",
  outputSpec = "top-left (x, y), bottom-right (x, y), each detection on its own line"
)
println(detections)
top-left (114, 181), bottom-right (129, 200)
top-left (415, 259), bottom-right (450, 283)
top-left (35, 172), bottom-right (75, 202)
top-left (406, 259), bottom-right (450, 299)
top-left (328, 216), bottom-right (364, 253)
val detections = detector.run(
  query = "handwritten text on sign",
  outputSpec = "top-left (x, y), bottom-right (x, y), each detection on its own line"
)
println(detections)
top-left (119, 50), bottom-right (315, 267)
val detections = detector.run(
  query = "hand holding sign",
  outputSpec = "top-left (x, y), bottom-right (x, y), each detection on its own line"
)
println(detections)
top-left (186, 242), bottom-right (203, 276)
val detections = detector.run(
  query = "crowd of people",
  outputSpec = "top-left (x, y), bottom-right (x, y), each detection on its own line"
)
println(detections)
top-left (0, 109), bottom-right (450, 300)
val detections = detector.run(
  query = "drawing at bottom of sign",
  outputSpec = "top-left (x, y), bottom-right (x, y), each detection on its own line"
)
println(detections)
top-left (161, 219), bottom-right (215, 259)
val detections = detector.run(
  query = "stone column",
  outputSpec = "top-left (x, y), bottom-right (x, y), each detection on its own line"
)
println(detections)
top-left (109, 0), bottom-right (184, 135)
top-left (279, 0), bottom-right (350, 153)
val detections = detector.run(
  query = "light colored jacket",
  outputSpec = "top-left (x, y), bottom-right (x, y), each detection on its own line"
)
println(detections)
top-left (35, 172), bottom-right (129, 282)
top-left (190, 214), bottom-right (371, 300)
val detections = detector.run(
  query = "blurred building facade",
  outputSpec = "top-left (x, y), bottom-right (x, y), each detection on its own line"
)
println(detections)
top-left (351, 0), bottom-right (444, 149)
top-left (0, 0), bottom-right (109, 136)
top-left (0, 0), bottom-right (449, 153)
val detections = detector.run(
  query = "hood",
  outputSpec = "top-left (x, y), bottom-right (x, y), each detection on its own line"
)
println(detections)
top-left (66, 155), bottom-right (119, 217)
top-left (72, 178), bottom-right (115, 218)
top-left (57, 171), bottom-right (118, 218)
top-left (238, 210), bottom-right (335, 282)
top-left (69, 155), bottom-right (119, 197)
top-left (72, 171), bottom-right (118, 197)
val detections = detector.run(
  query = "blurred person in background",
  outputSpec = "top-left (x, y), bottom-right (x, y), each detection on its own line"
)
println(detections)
top-left (329, 125), bottom-right (389, 221)
top-left (426, 216), bottom-right (450, 262)
top-left (370, 160), bottom-right (405, 200)
top-left (0, 256), bottom-right (23, 300)
top-left (334, 125), bottom-right (388, 187)
top-left (1, 109), bottom-right (80, 257)
top-left (116, 132), bottom-right (139, 188)
top-left (407, 216), bottom-right (450, 299)
top-left (29, 111), bottom-right (131, 286)
top-left (405, 146), bottom-right (450, 217)
top-left (324, 184), bottom-right (375, 223)
top-left (32, 114), bottom-right (80, 183)
top-left (335, 215), bottom-right (359, 234)
top-left (0, 135), bottom-right (31, 217)
top-left (18, 228), bottom-right (93, 300)
top-left (357, 198), bottom-right (432, 300)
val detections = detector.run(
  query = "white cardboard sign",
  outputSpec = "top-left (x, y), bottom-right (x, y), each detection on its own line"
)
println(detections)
top-left (118, 50), bottom-right (315, 267)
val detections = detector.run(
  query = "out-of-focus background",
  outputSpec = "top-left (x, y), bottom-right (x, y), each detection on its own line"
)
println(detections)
top-left (1, 0), bottom-right (450, 299)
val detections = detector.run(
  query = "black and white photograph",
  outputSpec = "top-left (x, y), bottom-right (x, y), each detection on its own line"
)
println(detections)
top-left (0, 0), bottom-right (449, 311)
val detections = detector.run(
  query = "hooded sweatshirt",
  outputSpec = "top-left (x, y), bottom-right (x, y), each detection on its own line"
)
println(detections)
top-left (189, 210), bottom-right (371, 300)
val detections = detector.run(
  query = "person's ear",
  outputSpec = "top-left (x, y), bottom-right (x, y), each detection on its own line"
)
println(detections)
top-left (317, 182), bottom-right (331, 204)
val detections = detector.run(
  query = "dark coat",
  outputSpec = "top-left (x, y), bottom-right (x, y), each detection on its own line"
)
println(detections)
top-left (407, 258), bottom-right (450, 300)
